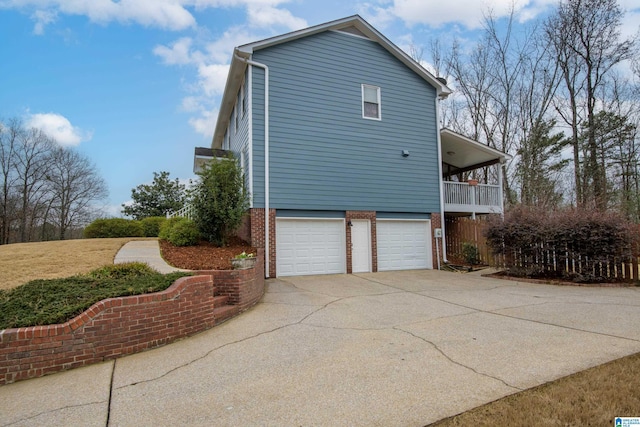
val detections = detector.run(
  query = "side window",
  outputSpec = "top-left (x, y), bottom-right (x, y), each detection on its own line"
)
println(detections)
top-left (362, 84), bottom-right (381, 120)
top-left (234, 105), bottom-right (239, 134)
top-left (241, 84), bottom-right (246, 117)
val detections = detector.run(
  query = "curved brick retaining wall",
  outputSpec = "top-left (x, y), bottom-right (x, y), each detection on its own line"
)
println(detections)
top-left (0, 249), bottom-right (264, 385)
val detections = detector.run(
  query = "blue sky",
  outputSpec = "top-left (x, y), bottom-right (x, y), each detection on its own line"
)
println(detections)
top-left (1, 0), bottom-right (638, 216)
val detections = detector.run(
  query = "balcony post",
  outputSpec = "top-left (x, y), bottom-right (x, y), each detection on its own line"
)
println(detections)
top-left (498, 164), bottom-right (504, 216)
top-left (471, 184), bottom-right (476, 219)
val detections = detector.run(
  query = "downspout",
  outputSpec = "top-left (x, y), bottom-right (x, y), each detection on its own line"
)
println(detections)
top-left (235, 54), bottom-right (270, 278)
top-left (435, 96), bottom-right (448, 264)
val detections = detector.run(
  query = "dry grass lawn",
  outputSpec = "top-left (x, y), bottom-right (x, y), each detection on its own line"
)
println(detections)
top-left (0, 238), bottom-right (153, 290)
top-left (430, 352), bottom-right (640, 426)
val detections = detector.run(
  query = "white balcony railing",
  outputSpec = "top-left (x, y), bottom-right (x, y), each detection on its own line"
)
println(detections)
top-left (166, 204), bottom-right (195, 220)
top-left (443, 181), bottom-right (503, 215)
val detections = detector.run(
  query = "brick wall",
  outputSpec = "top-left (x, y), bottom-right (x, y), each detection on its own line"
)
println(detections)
top-left (250, 208), bottom-right (276, 277)
top-left (0, 253), bottom-right (265, 386)
top-left (431, 213), bottom-right (442, 269)
top-left (196, 249), bottom-right (265, 312)
top-left (346, 211), bottom-right (377, 273)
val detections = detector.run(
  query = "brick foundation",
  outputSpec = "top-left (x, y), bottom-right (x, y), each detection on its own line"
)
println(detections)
top-left (0, 250), bottom-right (265, 386)
top-left (431, 213), bottom-right (442, 269)
top-left (250, 208), bottom-right (276, 277)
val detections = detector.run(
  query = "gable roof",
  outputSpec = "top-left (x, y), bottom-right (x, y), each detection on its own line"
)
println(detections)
top-left (212, 15), bottom-right (452, 148)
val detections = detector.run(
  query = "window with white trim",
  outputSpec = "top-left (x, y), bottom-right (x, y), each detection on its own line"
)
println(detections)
top-left (234, 105), bottom-right (239, 134)
top-left (362, 84), bottom-right (381, 120)
top-left (241, 84), bottom-right (246, 117)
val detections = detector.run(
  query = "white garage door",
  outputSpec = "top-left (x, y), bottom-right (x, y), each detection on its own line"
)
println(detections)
top-left (377, 220), bottom-right (432, 271)
top-left (276, 219), bottom-right (346, 276)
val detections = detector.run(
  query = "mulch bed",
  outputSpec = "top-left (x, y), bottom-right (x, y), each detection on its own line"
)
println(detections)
top-left (159, 238), bottom-right (256, 270)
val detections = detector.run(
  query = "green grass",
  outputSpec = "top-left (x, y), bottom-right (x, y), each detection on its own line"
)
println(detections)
top-left (0, 263), bottom-right (191, 329)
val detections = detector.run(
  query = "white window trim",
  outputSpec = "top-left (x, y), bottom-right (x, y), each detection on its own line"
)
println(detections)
top-left (241, 83), bottom-right (246, 118)
top-left (361, 84), bottom-right (381, 121)
top-left (234, 106), bottom-right (238, 134)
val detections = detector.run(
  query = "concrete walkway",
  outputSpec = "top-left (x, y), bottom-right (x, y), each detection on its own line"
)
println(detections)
top-left (114, 240), bottom-right (186, 274)
top-left (1, 270), bottom-right (640, 426)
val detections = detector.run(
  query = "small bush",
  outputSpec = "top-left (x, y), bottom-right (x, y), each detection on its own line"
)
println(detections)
top-left (461, 242), bottom-right (480, 265)
top-left (84, 218), bottom-right (144, 238)
top-left (160, 217), bottom-right (200, 246)
top-left (86, 262), bottom-right (157, 279)
top-left (158, 217), bottom-right (183, 240)
top-left (141, 216), bottom-right (166, 237)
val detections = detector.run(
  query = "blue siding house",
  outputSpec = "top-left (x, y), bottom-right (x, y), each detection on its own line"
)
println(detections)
top-left (199, 15), bottom-right (509, 277)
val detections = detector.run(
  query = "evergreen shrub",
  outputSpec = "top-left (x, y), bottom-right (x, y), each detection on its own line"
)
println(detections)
top-left (83, 218), bottom-right (144, 238)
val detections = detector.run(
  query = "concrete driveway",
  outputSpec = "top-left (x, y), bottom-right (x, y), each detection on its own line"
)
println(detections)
top-left (2, 270), bottom-right (640, 426)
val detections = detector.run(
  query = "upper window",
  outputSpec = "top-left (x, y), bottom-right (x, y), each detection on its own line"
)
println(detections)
top-left (234, 106), bottom-right (239, 134)
top-left (362, 84), bottom-right (381, 120)
top-left (241, 84), bottom-right (246, 117)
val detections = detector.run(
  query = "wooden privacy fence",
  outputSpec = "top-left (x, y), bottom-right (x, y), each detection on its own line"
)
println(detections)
top-left (491, 243), bottom-right (640, 283)
top-left (445, 216), bottom-right (494, 265)
top-left (445, 216), bottom-right (640, 283)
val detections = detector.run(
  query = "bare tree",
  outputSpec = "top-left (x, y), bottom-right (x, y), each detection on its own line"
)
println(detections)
top-left (0, 119), bottom-right (18, 244)
top-left (14, 126), bottom-right (54, 242)
top-left (46, 147), bottom-right (108, 240)
top-left (546, 0), bottom-right (635, 209)
top-left (0, 118), bottom-right (109, 243)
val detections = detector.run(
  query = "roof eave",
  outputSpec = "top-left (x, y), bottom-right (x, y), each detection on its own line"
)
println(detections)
top-left (441, 128), bottom-right (513, 165)
top-left (211, 49), bottom-right (248, 149)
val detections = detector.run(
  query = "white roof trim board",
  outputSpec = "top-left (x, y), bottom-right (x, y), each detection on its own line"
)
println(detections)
top-left (440, 128), bottom-right (513, 171)
top-left (211, 15), bottom-right (452, 148)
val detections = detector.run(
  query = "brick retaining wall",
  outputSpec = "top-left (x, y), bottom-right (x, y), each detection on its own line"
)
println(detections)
top-left (0, 249), bottom-right (265, 386)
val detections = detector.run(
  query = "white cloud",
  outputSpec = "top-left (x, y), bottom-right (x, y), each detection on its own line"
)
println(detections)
top-left (4, 0), bottom-right (308, 32)
top-left (197, 63), bottom-right (230, 96)
top-left (188, 108), bottom-right (219, 136)
top-left (180, 96), bottom-right (202, 112)
top-left (26, 113), bottom-right (92, 146)
top-left (3, 0), bottom-right (196, 30)
top-left (204, 26), bottom-right (256, 62)
top-left (247, 4), bottom-right (307, 30)
top-left (369, 0), bottom-right (557, 29)
top-left (31, 9), bottom-right (57, 34)
top-left (153, 37), bottom-right (196, 65)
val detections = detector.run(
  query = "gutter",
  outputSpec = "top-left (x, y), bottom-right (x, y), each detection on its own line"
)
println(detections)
top-left (235, 53), bottom-right (271, 278)
top-left (435, 96), bottom-right (448, 264)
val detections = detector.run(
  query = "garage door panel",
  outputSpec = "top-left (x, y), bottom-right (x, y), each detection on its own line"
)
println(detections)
top-left (276, 219), bottom-right (346, 277)
top-left (377, 220), bottom-right (432, 271)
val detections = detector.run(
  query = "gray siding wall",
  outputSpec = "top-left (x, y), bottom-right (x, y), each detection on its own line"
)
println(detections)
top-left (224, 73), bottom-right (252, 202)
top-left (250, 30), bottom-right (441, 213)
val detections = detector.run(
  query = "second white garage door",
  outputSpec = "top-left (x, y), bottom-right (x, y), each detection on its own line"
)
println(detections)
top-left (377, 220), bottom-right (432, 271)
top-left (276, 218), bottom-right (346, 277)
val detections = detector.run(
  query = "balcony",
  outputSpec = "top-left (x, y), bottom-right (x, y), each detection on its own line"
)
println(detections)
top-left (443, 181), bottom-right (503, 215)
